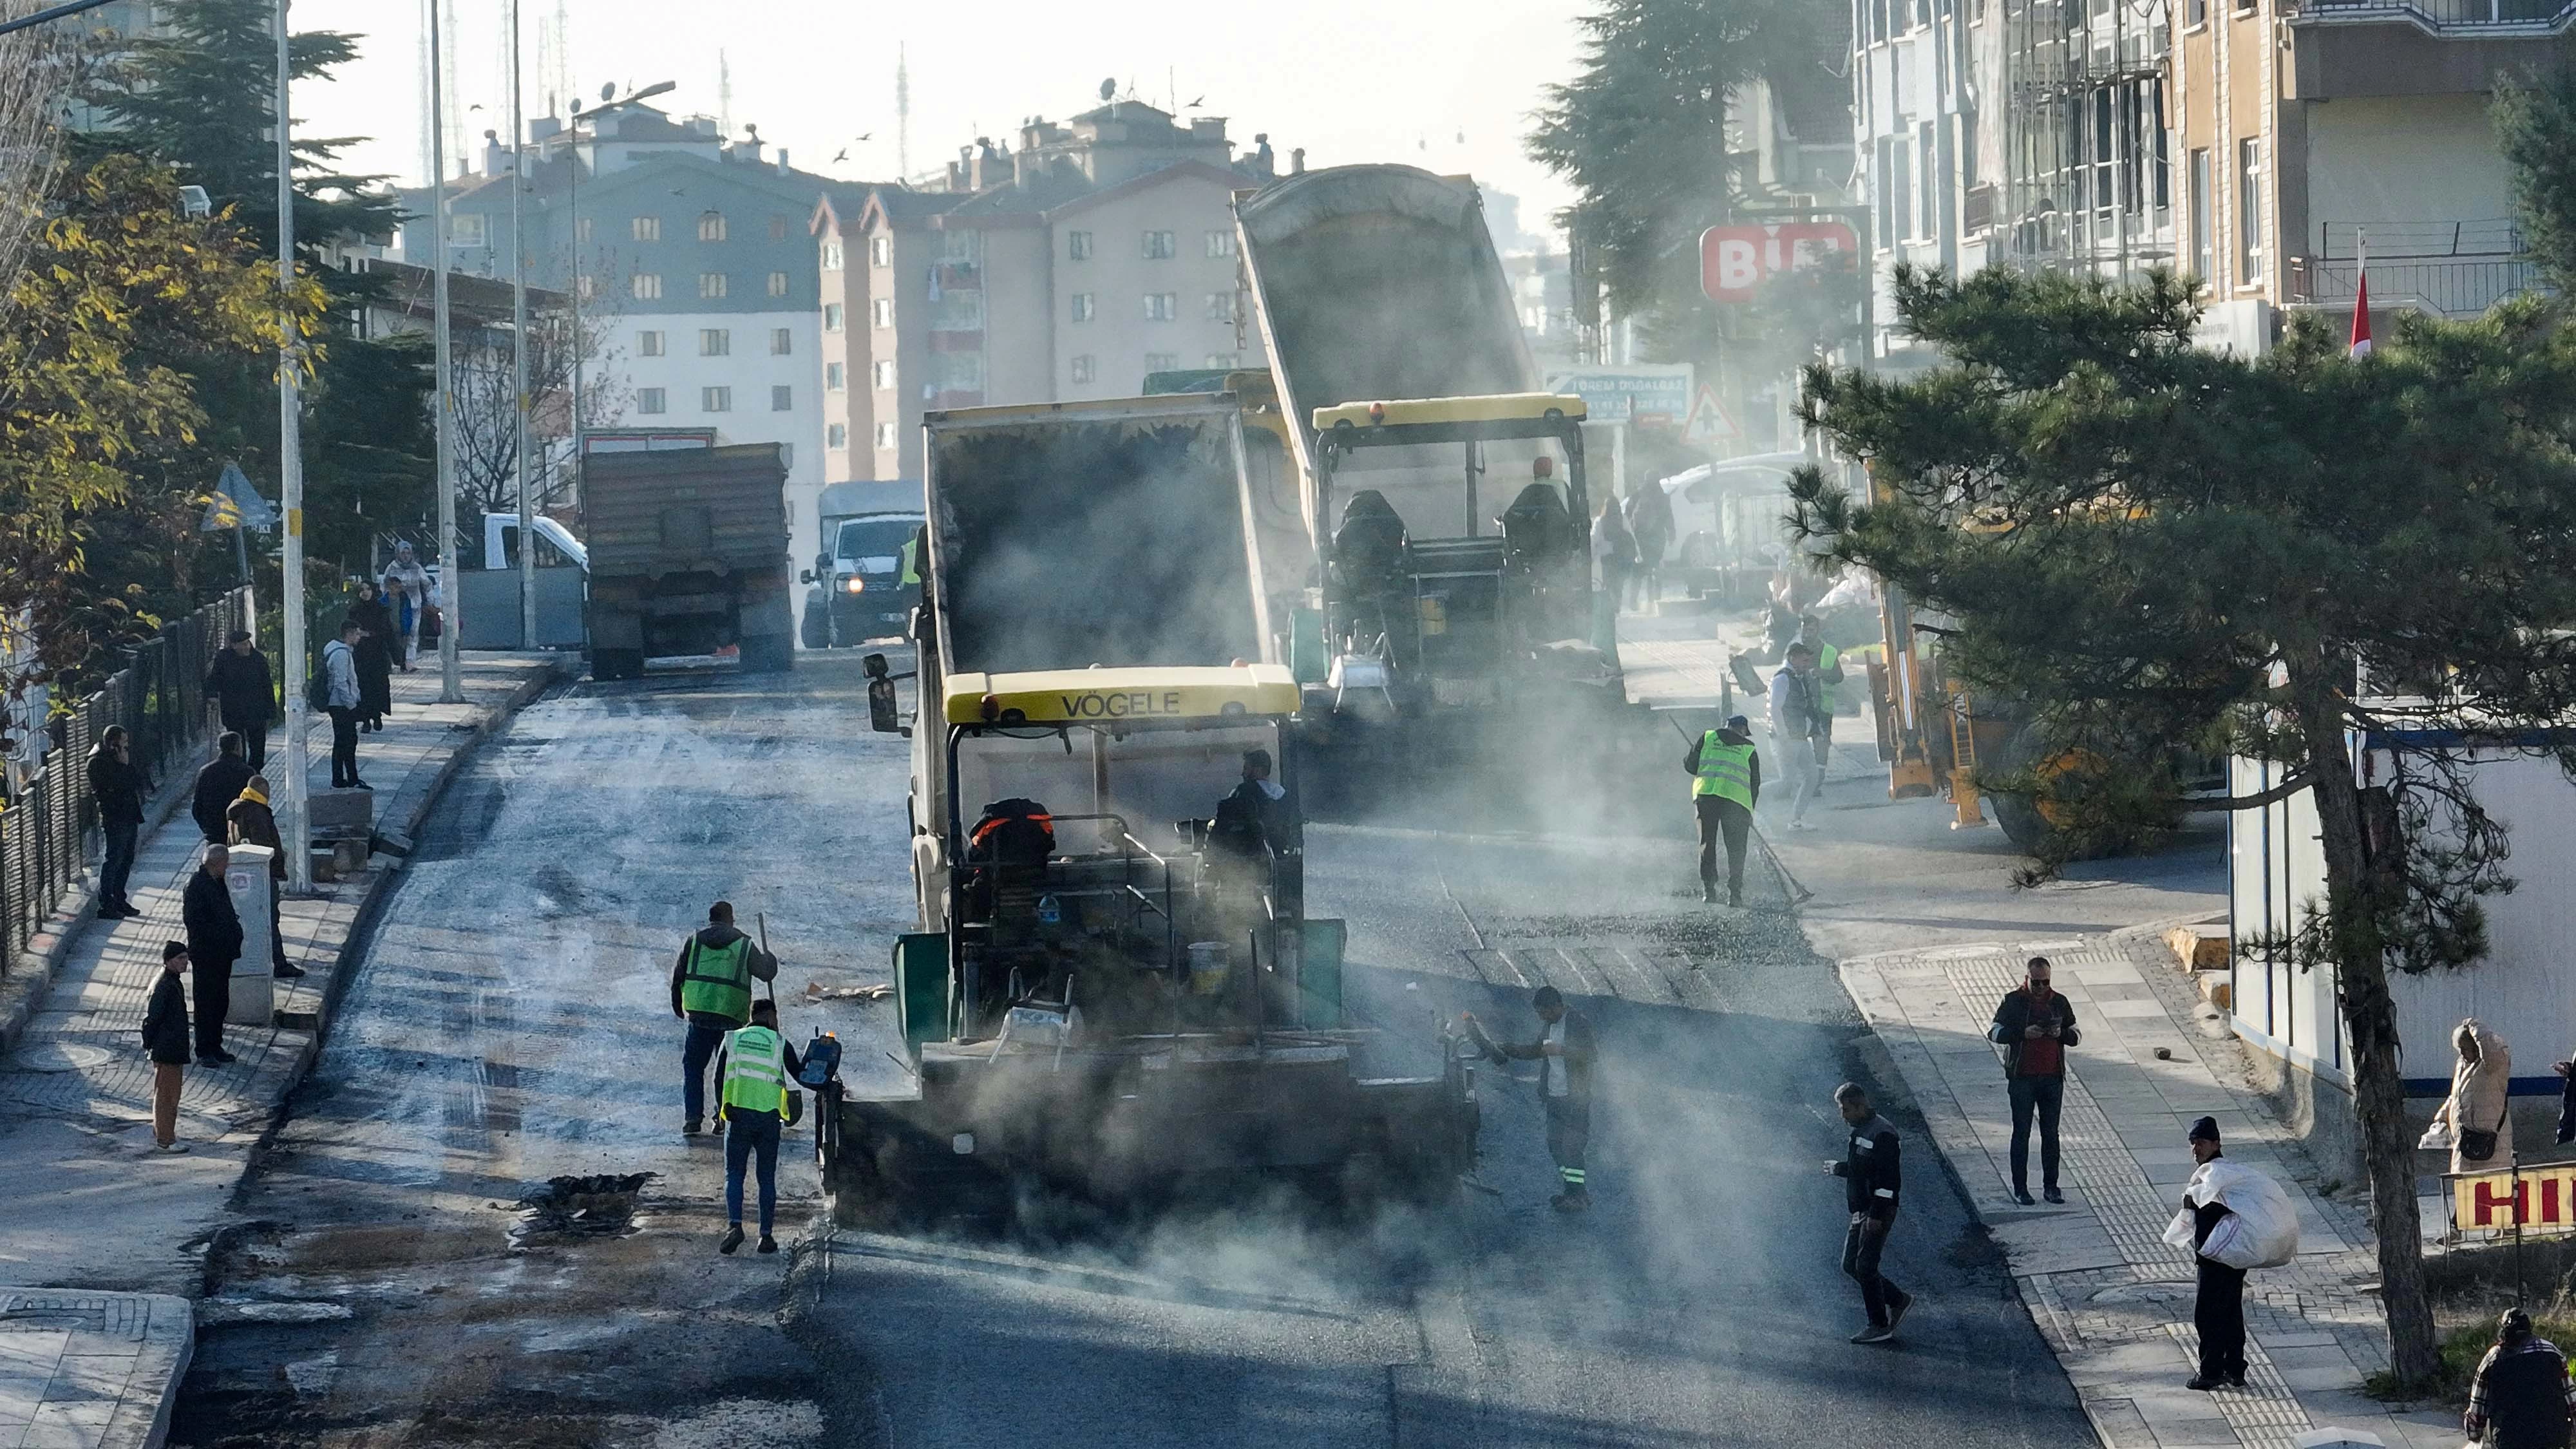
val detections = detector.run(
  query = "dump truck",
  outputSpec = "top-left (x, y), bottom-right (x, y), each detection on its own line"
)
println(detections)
top-left (826, 395), bottom-right (1481, 1225)
top-left (799, 479), bottom-right (925, 650)
top-left (1231, 165), bottom-right (1649, 800)
top-left (583, 443), bottom-right (794, 680)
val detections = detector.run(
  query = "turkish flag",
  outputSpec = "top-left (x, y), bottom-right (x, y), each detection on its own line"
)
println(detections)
top-left (2349, 271), bottom-right (2372, 358)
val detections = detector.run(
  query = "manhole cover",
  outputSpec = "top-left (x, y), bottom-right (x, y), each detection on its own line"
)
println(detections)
top-left (2088, 1281), bottom-right (2195, 1308)
top-left (14, 1043), bottom-right (113, 1072)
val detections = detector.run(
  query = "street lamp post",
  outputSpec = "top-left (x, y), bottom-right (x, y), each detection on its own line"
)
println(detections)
top-left (274, 0), bottom-right (310, 895)
top-left (509, 0), bottom-right (534, 650)
top-left (431, 0), bottom-right (462, 705)
top-left (565, 81), bottom-right (674, 477)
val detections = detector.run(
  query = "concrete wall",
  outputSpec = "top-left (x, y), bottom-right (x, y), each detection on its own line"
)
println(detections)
top-left (2302, 93), bottom-right (2512, 254)
top-left (981, 226), bottom-right (1053, 406)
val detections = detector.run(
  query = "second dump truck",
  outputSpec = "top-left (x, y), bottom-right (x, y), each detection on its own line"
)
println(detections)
top-left (826, 395), bottom-right (1480, 1224)
top-left (583, 443), bottom-right (795, 679)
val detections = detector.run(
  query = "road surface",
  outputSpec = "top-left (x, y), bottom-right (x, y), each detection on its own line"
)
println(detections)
top-left (176, 652), bottom-right (2094, 1448)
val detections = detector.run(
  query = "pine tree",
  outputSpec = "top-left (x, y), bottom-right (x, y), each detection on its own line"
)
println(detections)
top-left (1792, 264), bottom-right (2576, 1387)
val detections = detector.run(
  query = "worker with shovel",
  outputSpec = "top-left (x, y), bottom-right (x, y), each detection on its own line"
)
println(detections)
top-left (671, 900), bottom-right (777, 1137)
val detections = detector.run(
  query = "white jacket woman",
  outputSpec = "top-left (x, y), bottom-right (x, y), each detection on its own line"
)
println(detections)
top-left (2434, 1018), bottom-right (2515, 1175)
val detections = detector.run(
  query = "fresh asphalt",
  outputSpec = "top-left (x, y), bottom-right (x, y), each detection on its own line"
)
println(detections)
top-left (176, 651), bottom-right (2090, 1447)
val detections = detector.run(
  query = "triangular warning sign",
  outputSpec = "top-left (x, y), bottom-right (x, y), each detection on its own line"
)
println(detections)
top-left (1682, 384), bottom-right (1739, 446)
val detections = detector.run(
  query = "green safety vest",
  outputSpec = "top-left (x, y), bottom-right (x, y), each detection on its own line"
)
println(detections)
top-left (899, 536), bottom-right (920, 586)
top-left (679, 934), bottom-right (753, 1024)
top-left (721, 1024), bottom-right (788, 1117)
top-left (1692, 734), bottom-right (1757, 807)
top-left (1818, 642), bottom-right (1840, 673)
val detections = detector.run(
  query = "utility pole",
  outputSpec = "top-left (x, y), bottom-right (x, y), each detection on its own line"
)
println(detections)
top-left (275, 0), bottom-right (311, 895)
top-left (510, 0), bottom-right (535, 650)
top-left (432, 0), bottom-right (463, 704)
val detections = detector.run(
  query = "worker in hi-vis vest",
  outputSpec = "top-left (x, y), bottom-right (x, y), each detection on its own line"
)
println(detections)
top-left (1685, 714), bottom-right (1763, 906)
top-left (714, 998), bottom-right (802, 1255)
top-left (671, 899), bottom-right (777, 1137)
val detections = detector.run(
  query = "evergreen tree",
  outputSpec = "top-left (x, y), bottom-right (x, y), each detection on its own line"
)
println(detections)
top-left (1790, 264), bottom-right (2576, 1387)
top-left (2492, 71), bottom-right (2576, 292)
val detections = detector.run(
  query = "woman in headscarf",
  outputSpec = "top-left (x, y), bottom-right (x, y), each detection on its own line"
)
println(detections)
top-left (345, 581), bottom-right (395, 732)
top-left (2436, 1018), bottom-right (2515, 1175)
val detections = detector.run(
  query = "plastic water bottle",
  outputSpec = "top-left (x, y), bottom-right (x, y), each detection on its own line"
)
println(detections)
top-left (1037, 893), bottom-right (1062, 925)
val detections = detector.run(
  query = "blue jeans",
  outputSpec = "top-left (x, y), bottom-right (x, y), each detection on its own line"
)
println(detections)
top-left (681, 1021), bottom-right (728, 1123)
top-left (724, 1110), bottom-right (781, 1233)
top-left (2008, 1073), bottom-right (2065, 1193)
top-left (100, 822), bottom-right (138, 910)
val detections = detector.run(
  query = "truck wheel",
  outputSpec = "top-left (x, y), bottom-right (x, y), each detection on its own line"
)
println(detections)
top-left (739, 635), bottom-right (794, 674)
top-left (800, 607), bottom-right (829, 651)
top-left (591, 648), bottom-right (644, 682)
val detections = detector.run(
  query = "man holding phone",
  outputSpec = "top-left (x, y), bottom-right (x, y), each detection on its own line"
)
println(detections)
top-left (1989, 956), bottom-right (2081, 1206)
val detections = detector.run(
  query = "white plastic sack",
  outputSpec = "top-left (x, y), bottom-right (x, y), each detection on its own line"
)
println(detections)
top-left (2417, 1118), bottom-right (2456, 1153)
top-left (2180, 1159), bottom-right (2301, 1270)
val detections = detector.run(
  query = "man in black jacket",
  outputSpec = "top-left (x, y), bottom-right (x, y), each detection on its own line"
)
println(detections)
top-left (2184, 1115), bottom-right (2246, 1390)
top-left (182, 847), bottom-right (242, 1064)
top-left (1988, 956), bottom-right (2082, 1205)
top-left (88, 726), bottom-right (150, 919)
top-left (2465, 1307), bottom-right (2575, 1449)
top-left (1476, 985), bottom-right (1598, 1213)
top-left (1826, 1082), bottom-right (1914, 1343)
top-left (204, 630), bottom-right (277, 768)
top-left (142, 942), bottom-right (192, 1151)
top-left (191, 733), bottom-right (254, 846)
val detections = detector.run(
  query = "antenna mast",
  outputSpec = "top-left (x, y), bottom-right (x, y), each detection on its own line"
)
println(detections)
top-left (896, 43), bottom-right (910, 179)
top-left (717, 50), bottom-right (731, 142)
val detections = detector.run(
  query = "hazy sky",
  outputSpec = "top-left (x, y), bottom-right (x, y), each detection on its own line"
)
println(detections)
top-left (294, 0), bottom-right (1591, 245)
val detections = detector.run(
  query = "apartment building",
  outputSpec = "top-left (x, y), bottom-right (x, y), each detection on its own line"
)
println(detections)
top-left (2172, 0), bottom-right (2569, 351)
top-left (817, 102), bottom-right (1267, 483)
top-left (1852, 0), bottom-right (2175, 361)
top-left (397, 107), bottom-right (836, 542)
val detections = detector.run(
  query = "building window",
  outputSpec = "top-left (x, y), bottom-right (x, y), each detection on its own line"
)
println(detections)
top-left (1068, 230), bottom-right (1092, 260)
top-left (699, 328), bottom-right (730, 357)
top-left (1204, 291), bottom-right (1236, 323)
top-left (1917, 123), bottom-right (1937, 240)
top-left (1071, 292), bottom-right (1095, 322)
top-left (828, 422), bottom-right (848, 449)
top-left (826, 362), bottom-right (846, 390)
top-left (632, 215), bottom-right (660, 242)
top-left (1142, 229), bottom-right (1177, 260)
top-left (631, 272), bottom-right (663, 300)
top-left (1205, 352), bottom-right (1236, 368)
top-left (822, 241), bottom-right (844, 270)
top-left (1206, 230), bottom-right (1235, 259)
top-left (636, 387), bottom-right (666, 415)
top-left (703, 386), bottom-right (732, 413)
top-left (448, 213), bottom-right (486, 247)
top-left (874, 422), bottom-right (898, 450)
top-left (699, 272), bottom-right (728, 299)
top-left (2189, 148), bottom-right (2213, 285)
top-left (699, 211), bottom-right (728, 242)
top-left (871, 360), bottom-right (895, 390)
top-left (1889, 139), bottom-right (1912, 245)
top-left (770, 327), bottom-right (792, 355)
top-left (927, 351), bottom-right (984, 393)
top-left (871, 298), bottom-right (895, 328)
top-left (2188, 0), bottom-right (2206, 21)
top-left (2237, 137), bottom-right (2263, 286)
top-left (2151, 82), bottom-right (2172, 215)
top-left (823, 303), bottom-right (844, 332)
top-left (1143, 292), bottom-right (1178, 321)
top-left (768, 270), bottom-right (790, 298)
top-left (1144, 351), bottom-right (1178, 373)
top-left (769, 214), bottom-right (789, 242)
top-left (574, 216), bottom-right (592, 243)
top-left (1070, 354), bottom-right (1096, 384)
top-left (870, 235), bottom-right (891, 267)
top-left (772, 385), bottom-right (793, 412)
top-left (638, 329), bottom-right (665, 357)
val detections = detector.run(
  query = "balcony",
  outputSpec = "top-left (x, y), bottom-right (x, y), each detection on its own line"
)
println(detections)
top-left (2298, 0), bottom-right (2576, 32)
top-left (2285, 220), bottom-right (2548, 318)
top-left (2287, 0), bottom-right (2576, 98)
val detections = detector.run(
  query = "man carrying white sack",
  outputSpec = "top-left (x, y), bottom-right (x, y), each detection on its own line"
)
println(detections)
top-left (2162, 1115), bottom-right (2300, 1392)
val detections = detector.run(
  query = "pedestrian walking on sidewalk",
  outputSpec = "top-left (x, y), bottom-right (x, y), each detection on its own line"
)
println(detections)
top-left (89, 725), bottom-right (151, 919)
top-left (383, 541), bottom-right (432, 668)
top-left (1768, 644), bottom-right (1831, 829)
top-left (192, 733), bottom-right (254, 845)
top-left (142, 942), bottom-right (192, 1152)
top-left (2466, 1307), bottom-right (2575, 1449)
top-left (672, 900), bottom-right (777, 1136)
top-left (2431, 1018), bottom-right (2515, 1176)
top-left (716, 998), bottom-right (802, 1255)
top-left (321, 618), bottom-right (366, 790)
top-left (1591, 497), bottom-right (1636, 651)
top-left (225, 775), bottom-right (302, 979)
top-left (204, 629), bottom-right (277, 768)
top-left (1824, 1082), bottom-right (1913, 1344)
top-left (346, 583), bottom-right (395, 732)
top-left (181, 846), bottom-right (242, 1064)
top-left (1988, 956), bottom-right (2081, 1206)
top-left (1684, 715), bottom-right (1761, 905)
top-left (384, 576), bottom-right (414, 672)
top-left (1466, 985), bottom-right (1598, 1212)
top-left (2183, 1116), bottom-right (2246, 1389)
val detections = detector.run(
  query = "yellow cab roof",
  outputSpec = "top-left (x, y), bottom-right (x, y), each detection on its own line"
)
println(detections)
top-left (943, 663), bottom-right (1300, 726)
top-left (1312, 393), bottom-right (1588, 431)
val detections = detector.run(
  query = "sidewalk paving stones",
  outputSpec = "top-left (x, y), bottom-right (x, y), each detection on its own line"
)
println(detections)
top-left (0, 653), bottom-right (564, 1448)
top-left (1844, 927), bottom-right (2469, 1449)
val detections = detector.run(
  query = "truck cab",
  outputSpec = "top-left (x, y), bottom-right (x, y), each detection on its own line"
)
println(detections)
top-left (800, 509), bottom-right (924, 649)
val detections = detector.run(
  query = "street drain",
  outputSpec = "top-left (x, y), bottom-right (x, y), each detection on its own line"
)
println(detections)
top-left (511, 1172), bottom-right (656, 1244)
